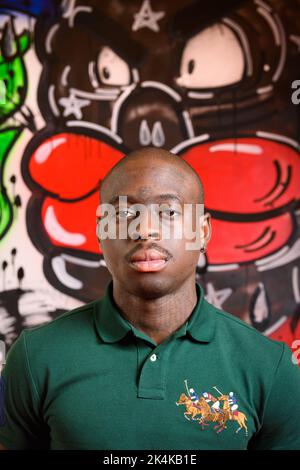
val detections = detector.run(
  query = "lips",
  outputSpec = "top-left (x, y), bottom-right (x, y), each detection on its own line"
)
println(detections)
top-left (129, 249), bottom-right (169, 272)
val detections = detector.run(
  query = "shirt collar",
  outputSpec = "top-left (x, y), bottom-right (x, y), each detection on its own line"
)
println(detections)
top-left (94, 281), bottom-right (216, 344)
top-left (186, 283), bottom-right (216, 343)
top-left (94, 281), bottom-right (131, 343)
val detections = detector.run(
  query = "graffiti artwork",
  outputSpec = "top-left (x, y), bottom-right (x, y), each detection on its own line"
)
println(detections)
top-left (0, 0), bottom-right (299, 350)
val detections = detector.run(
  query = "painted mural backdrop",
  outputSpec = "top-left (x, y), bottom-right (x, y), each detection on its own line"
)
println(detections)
top-left (0, 0), bottom-right (300, 354)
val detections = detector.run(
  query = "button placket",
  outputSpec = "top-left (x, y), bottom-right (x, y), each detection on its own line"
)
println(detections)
top-left (137, 342), bottom-right (173, 399)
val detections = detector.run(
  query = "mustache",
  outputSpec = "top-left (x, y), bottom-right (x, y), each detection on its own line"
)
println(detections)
top-left (125, 243), bottom-right (173, 262)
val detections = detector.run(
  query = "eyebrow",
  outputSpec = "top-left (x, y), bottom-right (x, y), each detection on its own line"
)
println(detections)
top-left (108, 194), bottom-right (183, 205)
top-left (171, 0), bottom-right (245, 39)
top-left (75, 9), bottom-right (145, 66)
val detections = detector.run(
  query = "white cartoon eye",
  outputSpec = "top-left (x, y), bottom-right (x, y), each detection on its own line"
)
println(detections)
top-left (97, 46), bottom-right (131, 86)
top-left (176, 23), bottom-right (245, 89)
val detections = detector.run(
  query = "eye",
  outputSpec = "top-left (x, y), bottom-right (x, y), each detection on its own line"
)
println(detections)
top-left (97, 46), bottom-right (131, 86)
top-left (116, 209), bottom-right (138, 220)
top-left (159, 209), bottom-right (181, 219)
top-left (176, 23), bottom-right (245, 89)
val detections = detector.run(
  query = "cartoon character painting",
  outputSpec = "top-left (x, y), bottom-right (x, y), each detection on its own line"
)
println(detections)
top-left (20, 0), bottom-right (300, 346)
top-left (0, 0), bottom-right (299, 350)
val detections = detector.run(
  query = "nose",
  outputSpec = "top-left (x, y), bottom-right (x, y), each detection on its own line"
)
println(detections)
top-left (139, 119), bottom-right (165, 147)
top-left (113, 82), bottom-right (193, 150)
top-left (130, 208), bottom-right (160, 241)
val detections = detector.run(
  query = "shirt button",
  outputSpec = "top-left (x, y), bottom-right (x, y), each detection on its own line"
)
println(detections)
top-left (150, 353), bottom-right (157, 362)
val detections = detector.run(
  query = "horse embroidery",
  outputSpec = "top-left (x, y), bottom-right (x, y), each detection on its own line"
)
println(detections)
top-left (176, 380), bottom-right (248, 436)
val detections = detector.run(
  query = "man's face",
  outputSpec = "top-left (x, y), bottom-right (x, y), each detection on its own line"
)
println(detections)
top-left (99, 159), bottom-right (211, 298)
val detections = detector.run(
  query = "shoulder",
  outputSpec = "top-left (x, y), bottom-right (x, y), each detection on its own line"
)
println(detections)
top-left (16, 299), bottom-right (101, 363)
top-left (25, 299), bottom-right (97, 336)
top-left (204, 299), bottom-right (299, 398)
top-left (205, 298), bottom-right (285, 361)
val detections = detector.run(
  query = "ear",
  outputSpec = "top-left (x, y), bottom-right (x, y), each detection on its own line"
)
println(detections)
top-left (96, 219), bottom-right (103, 243)
top-left (1, 19), bottom-right (17, 59)
top-left (200, 212), bottom-right (212, 246)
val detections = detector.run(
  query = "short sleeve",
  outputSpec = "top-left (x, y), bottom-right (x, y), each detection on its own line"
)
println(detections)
top-left (248, 343), bottom-right (300, 450)
top-left (0, 332), bottom-right (49, 449)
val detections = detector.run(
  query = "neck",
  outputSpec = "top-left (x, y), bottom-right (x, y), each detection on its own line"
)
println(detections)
top-left (112, 276), bottom-right (198, 345)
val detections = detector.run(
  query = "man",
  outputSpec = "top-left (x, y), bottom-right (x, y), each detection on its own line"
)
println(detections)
top-left (202, 392), bottom-right (223, 414)
top-left (0, 148), bottom-right (300, 450)
top-left (189, 388), bottom-right (200, 404)
top-left (228, 392), bottom-right (239, 413)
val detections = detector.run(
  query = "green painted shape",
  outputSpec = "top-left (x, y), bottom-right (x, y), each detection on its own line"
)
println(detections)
top-left (18, 31), bottom-right (30, 55)
top-left (0, 30), bottom-right (30, 120)
top-left (0, 127), bottom-right (22, 239)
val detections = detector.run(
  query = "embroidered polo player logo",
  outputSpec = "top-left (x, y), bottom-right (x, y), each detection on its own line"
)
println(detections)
top-left (176, 380), bottom-right (248, 436)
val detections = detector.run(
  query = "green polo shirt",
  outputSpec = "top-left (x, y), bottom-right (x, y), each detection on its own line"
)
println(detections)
top-left (1, 281), bottom-right (300, 450)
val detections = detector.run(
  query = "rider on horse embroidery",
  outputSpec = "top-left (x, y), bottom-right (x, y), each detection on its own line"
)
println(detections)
top-left (202, 392), bottom-right (224, 414)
